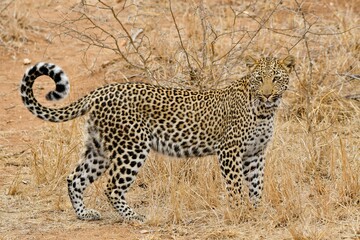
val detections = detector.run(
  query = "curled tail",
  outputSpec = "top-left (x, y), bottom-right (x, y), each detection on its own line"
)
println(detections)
top-left (20, 62), bottom-right (90, 122)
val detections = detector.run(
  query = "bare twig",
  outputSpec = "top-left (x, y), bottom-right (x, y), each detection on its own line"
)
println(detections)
top-left (168, 0), bottom-right (193, 73)
top-left (0, 0), bottom-right (14, 15)
top-left (52, 0), bottom-right (161, 80)
top-left (197, 0), bottom-right (207, 69)
top-left (215, 0), bottom-right (284, 63)
top-left (337, 74), bottom-right (360, 81)
top-left (98, 0), bottom-right (148, 59)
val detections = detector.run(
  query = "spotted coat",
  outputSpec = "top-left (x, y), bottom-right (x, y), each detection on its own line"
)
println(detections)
top-left (20, 55), bottom-right (295, 221)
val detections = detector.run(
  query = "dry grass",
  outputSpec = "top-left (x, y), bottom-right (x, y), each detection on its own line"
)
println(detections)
top-left (0, 1), bottom-right (34, 50)
top-left (1, 0), bottom-right (360, 239)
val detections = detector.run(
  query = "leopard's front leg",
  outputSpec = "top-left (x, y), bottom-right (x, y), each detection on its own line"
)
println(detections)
top-left (242, 149), bottom-right (265, 207)
top-left (217, 146), bottom-right (244, 207)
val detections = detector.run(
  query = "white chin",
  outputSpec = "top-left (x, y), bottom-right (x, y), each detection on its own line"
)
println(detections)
top-left (265, 99), bottom-right (279, 108)
top-left (265, 101), bottom-right (273, 107)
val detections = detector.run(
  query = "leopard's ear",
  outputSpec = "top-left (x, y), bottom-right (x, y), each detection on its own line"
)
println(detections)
top-left (281, 55), bottom-right (295, 72)
top-left (244, 55), bottom-right (258, 69)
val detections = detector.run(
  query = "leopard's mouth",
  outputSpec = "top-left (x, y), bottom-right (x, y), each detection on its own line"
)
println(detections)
top-left (258, 95), bottom-right (280, 108)
top-left (264, 100), bottom-right (275, 107)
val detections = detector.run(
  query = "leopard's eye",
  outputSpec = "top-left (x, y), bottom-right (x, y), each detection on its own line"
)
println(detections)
top-left (256, 76), bottom-right (263, 82)
top-left (273, 76), bottom-right (280, 83)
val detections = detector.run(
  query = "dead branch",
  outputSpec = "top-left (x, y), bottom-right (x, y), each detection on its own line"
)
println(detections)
top-left (168, 0), bottom-right (193, 73)
top-left (0, 0), bottom-right (14, 15)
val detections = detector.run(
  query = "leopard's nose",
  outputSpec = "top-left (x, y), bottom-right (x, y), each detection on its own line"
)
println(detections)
top-left (263, 93), bottom-right (272, 99)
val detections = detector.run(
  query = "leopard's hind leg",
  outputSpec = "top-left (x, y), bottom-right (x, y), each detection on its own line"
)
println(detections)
top-left (67, 124), bottom-right (110, 220)
top-left (104, 125), bottom-right (150, 222)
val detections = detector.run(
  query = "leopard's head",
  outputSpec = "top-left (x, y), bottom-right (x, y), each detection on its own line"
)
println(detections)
top-left (245, 55), bottom-right (295, 108)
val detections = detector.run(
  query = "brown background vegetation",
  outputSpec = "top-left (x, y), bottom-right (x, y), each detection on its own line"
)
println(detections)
top-left (0, 0), bottom-right (359, 239)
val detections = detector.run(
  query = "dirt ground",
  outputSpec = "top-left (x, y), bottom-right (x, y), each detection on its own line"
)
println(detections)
top-left (0, 1), bottom-right (149, 239)
top-left (1, 0), bottom-right (359, 240)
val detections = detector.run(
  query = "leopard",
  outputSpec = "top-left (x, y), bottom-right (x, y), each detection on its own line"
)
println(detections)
top-left (20, 55), bottom-right (295, 222)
